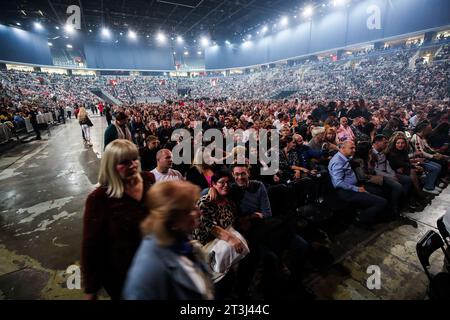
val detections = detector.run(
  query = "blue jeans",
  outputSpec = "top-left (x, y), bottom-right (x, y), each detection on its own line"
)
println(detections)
top-left (423, 161), bottom-right (442, 190)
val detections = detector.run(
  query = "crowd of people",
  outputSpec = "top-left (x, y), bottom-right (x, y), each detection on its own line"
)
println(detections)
top-left (77, 90), bottom-right (450, 300)
top-left (1, 40), bottom-right (449, 300)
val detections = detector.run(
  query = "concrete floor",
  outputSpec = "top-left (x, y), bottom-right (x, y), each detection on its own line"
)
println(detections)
top-left (0, 115), bottom-right (447, 300)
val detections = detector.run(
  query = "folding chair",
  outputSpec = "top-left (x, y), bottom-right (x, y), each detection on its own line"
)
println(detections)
top-left (437, 216), bottom-right (450, 271)
top-left (437, 216), bottom-right (450, 246)
top-left (416, 230), bottom-right (450, 300)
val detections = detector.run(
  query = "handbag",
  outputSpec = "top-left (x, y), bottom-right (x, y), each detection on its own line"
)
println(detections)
top-left (202, 226), bottom-right (250, 283)
top-left (87, 118), bottom-right (94, 127)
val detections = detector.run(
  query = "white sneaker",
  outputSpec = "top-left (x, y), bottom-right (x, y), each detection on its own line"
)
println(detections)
top-left (438, 182), bottom-right (446, 189)
top-left (423, 187), bottom-right (439, 195)
top-left (435, 186), bottom-right (443, 192)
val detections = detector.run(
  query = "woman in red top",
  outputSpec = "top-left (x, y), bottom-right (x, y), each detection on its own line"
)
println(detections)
top-left (81, 139), bottom-right (155, 300)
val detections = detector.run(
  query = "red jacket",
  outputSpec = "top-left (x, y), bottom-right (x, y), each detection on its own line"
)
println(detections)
top-left (81, 172), bottom-right (155, 299)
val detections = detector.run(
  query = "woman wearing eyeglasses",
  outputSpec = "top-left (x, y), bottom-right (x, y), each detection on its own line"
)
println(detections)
top-left (81, 139), bottom-right (155, 300)
top-left (192, 169), bottom-right (245, 299)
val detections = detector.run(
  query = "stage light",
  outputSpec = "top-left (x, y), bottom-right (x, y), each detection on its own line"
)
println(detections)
top-left (119, 32), bottom-right (123, 36)
top-left (48, 42), bottom-right (53, 46)
top-left (34, 22), bottom-right (43, 30)
top-left (128, 30), bottom-right (137, 39)
top-left (200, 36), bottom-right (209, 47)
top-left (261, 26), bottom-right (268, 34)
top-left (55, 26), bottom-right (60, 30)
top-left (225, 40), bottom-right (231, 45)
top-left (176, 36), bottom-right (183, 44)
top-left (66, 44), bottom-right (72, 48)
top-left (16, 22), bottom-right (21, 26)
top-left (156, 32), bottom-right (166, 43)
top-left (89, 29), bottom-right (92, 33)
top-left (303, 6), bottom-right (314, 17)
top-left (146, 34), bottom-right (150, 38)
top-left (184, 51), bottom-right (189, 56)
top-left (197, 50), bottom-right (202, 55)
top-left (101, 27), bottom-right (110, 38)
top-left (280, 16), bottom-right (289, 26)
top-left (64, 24), bottom-right (75, 34)
top-left (247, 34), bottom-right (252, 39)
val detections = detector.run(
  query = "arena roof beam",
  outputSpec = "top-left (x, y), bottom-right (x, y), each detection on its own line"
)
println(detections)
top-left (47, 0), bottom-right (64, 26)
top-left (157, 0), bottom-right (204, 9)
top-left (182, 0), bottom-right (227, 35)
top-left (174, 0), bottom-right (205, 29)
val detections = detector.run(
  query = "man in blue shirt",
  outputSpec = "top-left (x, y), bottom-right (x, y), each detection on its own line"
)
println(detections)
top-left (328, 140), bottom-right (387, 227)
top-left (230, 164), bottom-right (311, 299)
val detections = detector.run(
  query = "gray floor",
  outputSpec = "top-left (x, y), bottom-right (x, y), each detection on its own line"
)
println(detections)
top-left (0, 115), bottom-right (447, 299)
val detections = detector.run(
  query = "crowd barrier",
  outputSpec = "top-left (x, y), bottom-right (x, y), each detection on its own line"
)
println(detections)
top-left (0, 123), bottom-right (13, 144)
top-left (23, 112), bottom-right (55, 136)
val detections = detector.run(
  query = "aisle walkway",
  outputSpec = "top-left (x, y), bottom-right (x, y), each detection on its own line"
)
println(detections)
top-left (0, 115), bottom-right (106, 299)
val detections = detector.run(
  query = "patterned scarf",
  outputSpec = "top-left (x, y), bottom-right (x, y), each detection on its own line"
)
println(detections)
top-left (114, 122), bottom-right (132, 141)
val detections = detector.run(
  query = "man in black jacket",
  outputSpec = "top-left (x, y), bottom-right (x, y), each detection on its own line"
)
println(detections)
top-left (28, 107), bottom-right (41, 140)
top-left (139, 135), bottom-right (160, 171)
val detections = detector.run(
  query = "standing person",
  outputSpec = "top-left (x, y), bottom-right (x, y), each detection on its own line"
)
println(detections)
top-left (104, 111), bottom-right (132, 148)
top-left (123, 180), bottom-right (213, 300)
top-left (58, 105), bottom-right (65, 124)
top-left (98, 102), bottom-right (104, 117)
top-left (66, 105), bottom-right (72, 119)
top-left (105, 105), bottom-right (113, 126)
top-left (78, 107), bottom-right (93, 147)
top-left (28, 107), bottom-right (41, 140)
top-left (74, 106), bottom-right (80, 119)
top-left (82, 139), bottom-right (155, 300)
top-left (139, 135), bottom-right (160, 172)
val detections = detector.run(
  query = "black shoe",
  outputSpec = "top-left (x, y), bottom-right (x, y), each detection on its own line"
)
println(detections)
top-left (354, 220), bottom-right (375, 231)
top-left (398, 216), bottom-right (418, 228)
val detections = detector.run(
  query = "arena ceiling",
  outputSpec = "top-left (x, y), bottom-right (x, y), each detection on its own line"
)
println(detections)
top-left (1, 0), bottom-right (318, 43)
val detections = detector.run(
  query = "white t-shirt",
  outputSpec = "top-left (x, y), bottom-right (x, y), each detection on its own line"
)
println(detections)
top-left (151, 168), bottom-right (183, 182)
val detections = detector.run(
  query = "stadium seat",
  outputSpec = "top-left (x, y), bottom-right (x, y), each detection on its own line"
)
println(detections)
top-left (416, 230), bottom-right (450, 300)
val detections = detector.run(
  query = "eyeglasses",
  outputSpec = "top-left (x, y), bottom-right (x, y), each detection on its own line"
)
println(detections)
top-left (216, 180), bottom-right (231, 186)
top-left (118, 157), bottom-right (138, 166)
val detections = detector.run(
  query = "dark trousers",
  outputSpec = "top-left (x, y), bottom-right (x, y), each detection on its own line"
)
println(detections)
top-left (31, 123), bottom-right (41, 139)
top-left (336, 189), bottom-right (387, 224)
top-left (382, 176), bottom-right (412, 214)
top-left (236, 242), bottom-right (279, 299)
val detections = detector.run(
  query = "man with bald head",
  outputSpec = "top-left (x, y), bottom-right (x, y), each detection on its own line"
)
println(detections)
top-left (150, 149), bottom-right (184, 182)
top-left (328, 140), bottom-right (387, 229)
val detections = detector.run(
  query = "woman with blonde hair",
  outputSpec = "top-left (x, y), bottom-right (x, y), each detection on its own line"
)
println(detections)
top-left (81, 139), bottom-right (155, 300)
top-left (123, 181), bottom-right (214, 300)
top-left (78, 106), bottom-right (93, 146)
